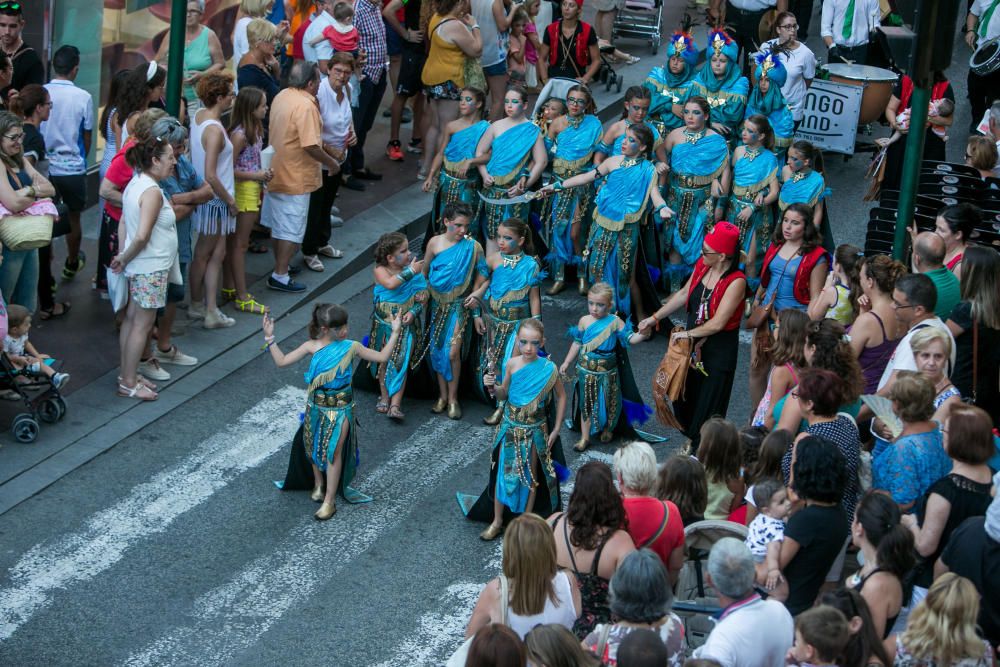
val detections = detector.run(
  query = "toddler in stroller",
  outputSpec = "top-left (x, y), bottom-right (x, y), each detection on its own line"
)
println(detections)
top-left (4, 303), bottom-right (69, 389)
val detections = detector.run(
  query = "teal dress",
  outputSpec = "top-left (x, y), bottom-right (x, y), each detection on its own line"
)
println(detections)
top-left (474, 253), bottom-right (544, 401)
top-left (778, 169), bottom-right (833, 247)
top-left (568, 315), bottom-right (635, 438)
top-left (546, 114), bottom-right (602, 282)
top-left (644, 66), bottom-right (696, 134)
top-left (665, 131), bottom-right (730, 268)
top-left (368, 273), bottom-right (429, 400)
top-left (276, 339), bottom-right (371, 504)
top-left (479, 121), bottom-right (541, 241)
top-left (426, 237), bottom-right (484, 381)
top-left (432, 120), bottom-right (489, 231)
top-left (584, 157), bottom-right (656, 320)
top-left (685, 63), bottom-right (749, 141)
top-left (730, 146), bottom-right (779, 261)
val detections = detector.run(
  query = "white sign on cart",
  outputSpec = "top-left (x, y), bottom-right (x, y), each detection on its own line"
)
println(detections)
top-left (795, 79), bottom-right (864, 155)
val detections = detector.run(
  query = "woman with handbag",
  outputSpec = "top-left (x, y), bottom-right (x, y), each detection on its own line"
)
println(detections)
top-left (747, 202), bottom-right (827, 411)
top-left (636, 222), bottom-right (746, 453)
top-left (112, 135), bottom-right (181, 401)
top-left (421, 0), bottom-right (483, 181)
top-left (0, 110), bottom-right (57, 314)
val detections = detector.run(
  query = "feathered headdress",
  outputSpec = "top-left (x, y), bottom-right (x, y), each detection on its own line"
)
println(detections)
top-left (706, 29), bottom-right (739, 64)
top-left (754, 51), bottom-right (787, 87)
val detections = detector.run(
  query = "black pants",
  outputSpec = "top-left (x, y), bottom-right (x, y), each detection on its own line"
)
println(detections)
top-left (790, 0), bottom-right (814, 40)
top-left (302, 170), bottom-right (343, 256)
top-left (349, 72), bottom-right (388, 173)
top-left (967, 67), bottom-right (1000, 133)
top-left (830, 43), bottom-right (869, 65)
top-left (725, 4), bottom-right (767, 74)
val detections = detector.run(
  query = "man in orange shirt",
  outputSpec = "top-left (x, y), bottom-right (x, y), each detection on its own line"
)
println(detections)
top-left (262, 61), bottom-right (341, 292)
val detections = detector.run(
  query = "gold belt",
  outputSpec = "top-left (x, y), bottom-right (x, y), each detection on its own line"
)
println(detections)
top-left (489, 304), bottom-right (530, 320)
top-left (676, 174), bottom-right (715, 188)
top-left (579, 356), bottom-right (616, 372)
top-left (506, 403), bottom-right (546, 426)
top-left (311, 390), bottom-right (353, 408)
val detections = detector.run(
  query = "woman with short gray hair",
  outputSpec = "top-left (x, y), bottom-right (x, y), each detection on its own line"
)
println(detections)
top-left (581, 549), bottom-right (685, 666)
top-left (615, 441), bottom-right (686, 582)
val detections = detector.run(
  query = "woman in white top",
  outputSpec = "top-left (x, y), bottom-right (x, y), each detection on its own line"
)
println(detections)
top-left (755, 11), bottom-right (817, 126)
top-left (465, 513), bottom-right (581, 640)
top-left (113, 135), bottom-right (179, 402)
top-left (189, 71), bottom-right (238, 330)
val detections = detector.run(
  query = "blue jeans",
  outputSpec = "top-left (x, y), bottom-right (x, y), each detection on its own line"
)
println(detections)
top-left (0, 247), bottom-right (39, 313)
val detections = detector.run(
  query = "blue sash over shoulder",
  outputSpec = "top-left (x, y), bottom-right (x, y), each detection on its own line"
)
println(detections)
top-left (486, 122), bottom-right (540, 184)
top-left (671, 133), bottom-right (729, 184)
top-left (611, 120), bottom-right (662, 156)
top-left (374, 272), bottom-right (429, 306)
top-left (305, 339), bottom-right (357, 389)
top-left (445, 120), bottom-right (490, 164)
top-left (593, 159), bottom-right (656, 229)
top-left (552, 115), bottom-right (603, 169)
top-left (779, 170), bottom-right (829, 209)
top-left (429, 237), bottom-right (479, 298)
top-left (508, 357), bottom-right (558, 409)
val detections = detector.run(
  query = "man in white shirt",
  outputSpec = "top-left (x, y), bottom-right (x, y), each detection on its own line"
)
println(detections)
top-left (821, 0), bottom-right (881, 65)
top-left (877, 273), bottom-right (956, 393)
top-left (301, 52), bottom-right (356, 272)
top-left (693, 538), bottom-right (794, 667)
top-left (714, 0), bottom-right (789, 73)
top-left (41, 45), bottom-right (93, 282)
top-left (966, 0), bottom-right (1000, 134)
top-left (302, 0), bottom-right (337, 73)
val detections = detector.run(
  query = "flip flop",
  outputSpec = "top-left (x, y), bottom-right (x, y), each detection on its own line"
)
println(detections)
top-left (38, 302), bottom-right (71, 320)
top-left (388, 406), bottom-right (405, 421)
top-left (248, 241), bottom-right (269, 253)
top-left (118, 382), bottom-right (158, 401)
top-left (375, 400), bottom-right (389, 414)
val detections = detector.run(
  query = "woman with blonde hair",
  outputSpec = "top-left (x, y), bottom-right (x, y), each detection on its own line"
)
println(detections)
top-left (524, 624), bottom-right (600, 667)
top-left (884, 573), bottom-right (993, 665)
top-left (464, 513), bottom-right (581, 640)
top-left (909, 327), bottom-right (961, 424)
top-left (232, 0), bottom-right (290, 75)
top-left (965, 135), bottom-right (999, 179)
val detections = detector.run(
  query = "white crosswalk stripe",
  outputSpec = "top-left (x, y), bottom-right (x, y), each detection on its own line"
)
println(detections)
top-left (0, 386), bottom-right (305, 642)
top-left (122, 420), bottom-right (494, 667)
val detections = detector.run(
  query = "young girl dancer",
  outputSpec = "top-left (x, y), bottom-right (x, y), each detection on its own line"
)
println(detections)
top-left (471, 318), bottom-right (567, 540)
top-left (369, 232), bottom-right (428, 421)
top-left (558, 282), bottom-right (648, 451)
top-left (468, 217), bottom-right (544, 425)
top-left (225, 86), bottom-right (271, 315)
top-left (422, 203), bottom-right (486, 419)
top-left (264, 304), bottom-right (402, 520)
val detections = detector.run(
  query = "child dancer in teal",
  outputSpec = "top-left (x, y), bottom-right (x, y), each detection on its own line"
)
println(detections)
top-left (265, 304), bottom-right (402, 521)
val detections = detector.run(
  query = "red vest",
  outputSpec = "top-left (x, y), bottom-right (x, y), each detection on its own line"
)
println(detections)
top-left (760, 243), bottom-right (828, 305)
top-left (547, 20), bottom-right (593, 69)
top-left (685, 258), bottom-right (747, 331)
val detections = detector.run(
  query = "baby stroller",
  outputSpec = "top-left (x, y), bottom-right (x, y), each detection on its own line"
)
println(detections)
top-left (0, 352), bottom-right (67, 443)
top-left (612, 0), bottom-right (663, 55)
top-left (673, 519), bottom-right (749, 652)
top-left (597, 44), bottom-right (623, 93)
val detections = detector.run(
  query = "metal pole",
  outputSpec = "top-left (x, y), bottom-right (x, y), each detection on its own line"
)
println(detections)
top-left (165, 0), bottom-right (187, 117)
top-left (892, 86), bottom-right (930, 260)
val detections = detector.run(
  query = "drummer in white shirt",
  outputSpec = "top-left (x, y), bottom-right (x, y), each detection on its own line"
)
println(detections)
top-left (966, 0), bottom-right (1000, 134)
top-left (755, 11), bottom-right (817, 128)
top-left (821, 0), bottom-right (881, 65)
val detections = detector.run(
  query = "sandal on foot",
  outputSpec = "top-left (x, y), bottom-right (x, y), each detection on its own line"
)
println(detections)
top-left (119, 375), bottom-right (157, 391)
top-left (234, 295), bottom-right (268, 314)
top-left (375, 400), bottom-right (389, 414)
top-left (118, 382), bottom-right (158, 401)
top-left (38, 302), bottom-right (71, 320)
top-left (220, 288), bottom-right (237, 304)
top-left (248, 240), bottom-right (269, 253)
top-left (388, 405), bottom-right (405, 420)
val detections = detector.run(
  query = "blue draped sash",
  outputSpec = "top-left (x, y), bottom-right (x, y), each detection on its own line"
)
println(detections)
top-left (553, 115), bottom-right (603, 164)
top-left (610, 120), bottom-right (662, 156)
top-left (444, 120), bottom-right (490, 163)
top-left (731, 147), bottom-right (779, 256)
top-left (508, 357), bottom-right (558, 407)
top-left (428, 238), bottom-right (481, 380)
top-left (372, 273), bottom-right (428, 399)
top-left (594, 159), bottom-right (656, 227)
top-left (305, 339), bottom-right (357, 389)
top-left (485, 121), bottom-right (540, 183)
top-left (779, 170), bottom-right (829, 210)
top-left (667, 133), bottom-right (730, 266)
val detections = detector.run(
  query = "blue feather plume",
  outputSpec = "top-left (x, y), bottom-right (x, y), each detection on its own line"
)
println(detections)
top-left (362, 334), bottom-right (371, 347)
top-left (623, 399), bottom-right (653, 425)
top-left (647, 265), bottom-right (662, 285)
top-left (554, 460), bottom-right (571, 483)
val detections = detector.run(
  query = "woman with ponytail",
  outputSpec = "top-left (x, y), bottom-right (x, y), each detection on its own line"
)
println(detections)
top-left (849, 490), bottom-right (916, 639)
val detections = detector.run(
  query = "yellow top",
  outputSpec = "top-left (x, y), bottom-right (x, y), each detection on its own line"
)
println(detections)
top-left (422, 14), bottom-right (466, 87)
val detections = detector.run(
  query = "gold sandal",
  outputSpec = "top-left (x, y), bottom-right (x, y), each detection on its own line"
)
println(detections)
top-left (234, 295), bottom-right (268, 314)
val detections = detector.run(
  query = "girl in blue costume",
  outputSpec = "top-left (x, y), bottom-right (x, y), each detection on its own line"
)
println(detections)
top-left (422, 202), bottom-right (486, 420)
top-left (744, 53), bottom-right (795, 162)
top-left (368, 232), bottom-right (429, 421)
top-left (595, 86), bottom-right (668, 166)
top-left (662, 96), bottom-right (731, 283)
top-left (422, 86), bottom-right (489, 231)
top-left (474, 85), bottom-right (548, 250)
top-left (729, 114), bottom-right (780, 277)
top-left (543, 124), bottom-right (674, 322)
top-left (474, 318), bottom-right (567, 541)
top-left (544, 84), bottom-right (603, 296)
top-left (779, 139), bottom-right (833, 248)
top-left (685, 30), bottom-right (748, 146)
top-left (643, 30), bottom-right (699, 135)
top-left (466, 217), bottom-right (545, 425)
top-left (559, 282), bottom-right (651, 452)
top-left (265, 304), bottom-right (402, 521)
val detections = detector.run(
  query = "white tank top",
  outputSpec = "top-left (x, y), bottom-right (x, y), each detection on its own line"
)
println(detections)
top-left (190, 114), bottom-right (235, 196)
top-left (507, 571), bottom-right (578, 639)
top-left (471, 0), bottom-right (507, 67)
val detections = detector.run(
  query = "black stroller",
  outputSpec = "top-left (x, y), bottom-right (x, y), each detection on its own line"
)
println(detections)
top-left (0, 352), bottom-right (67, 442)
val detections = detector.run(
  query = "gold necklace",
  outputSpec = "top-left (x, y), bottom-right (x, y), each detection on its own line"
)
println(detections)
top-left (790, 171), bottom-right (807, 183)
top-left (501, 252), bottom-right (523, 268)
top-left (744, 146), bottom-right (761, 162)
top-left (620, 156), bottom-right (642, 168)
top-left (683, 128), bottom-right (706, 144)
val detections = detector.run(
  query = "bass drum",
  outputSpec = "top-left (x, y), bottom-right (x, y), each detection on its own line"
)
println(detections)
top-left (970, 37), bottom-right (1000, 76)
top-left (821, 63), bottom-right (899, 124)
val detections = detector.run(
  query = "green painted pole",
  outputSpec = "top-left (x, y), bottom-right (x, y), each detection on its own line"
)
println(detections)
top-left (164, 0), bottom-right (187, 117)
top-left (892, 86), bottom-right (929, 260)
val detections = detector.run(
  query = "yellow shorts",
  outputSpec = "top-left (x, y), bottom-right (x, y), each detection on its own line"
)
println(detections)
top-left (235, 180), bottom-right (261, 213)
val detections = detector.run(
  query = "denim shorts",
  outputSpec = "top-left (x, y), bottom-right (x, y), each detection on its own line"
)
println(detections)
top-left (482, 60), bottom-right (507, 77)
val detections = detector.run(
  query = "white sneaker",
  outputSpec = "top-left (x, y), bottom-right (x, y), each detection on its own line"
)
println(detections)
top-left (53, 372), bottom-right (70, 389)
top-left (203, 309), bottom-right (236, 329)
top-left (188, 302), bottom-right (207, 320)
top-left (154, 345), bottom-right (198, 366)
top-left (329, 204), bottom-right (341, 216)
top-left (329, 215), bottom-right (344, 228)
top-left (138, 358), bottom-right (171, 381)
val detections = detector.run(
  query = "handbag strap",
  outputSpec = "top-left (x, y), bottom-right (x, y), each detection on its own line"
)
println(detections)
top-left (638, 501), bottom-right (670, 549)
top-left (499, 574), bottom-right (509, 626)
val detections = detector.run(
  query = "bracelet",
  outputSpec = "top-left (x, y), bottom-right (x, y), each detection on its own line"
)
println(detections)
top-left (472, 308), bottom-right (482, 317)
top-left (399, 266), bottom-right (415, 282)
top-left (655, 203), bottom-right (667, 212)
top-left (470, 23), bottom-right (480, 30)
